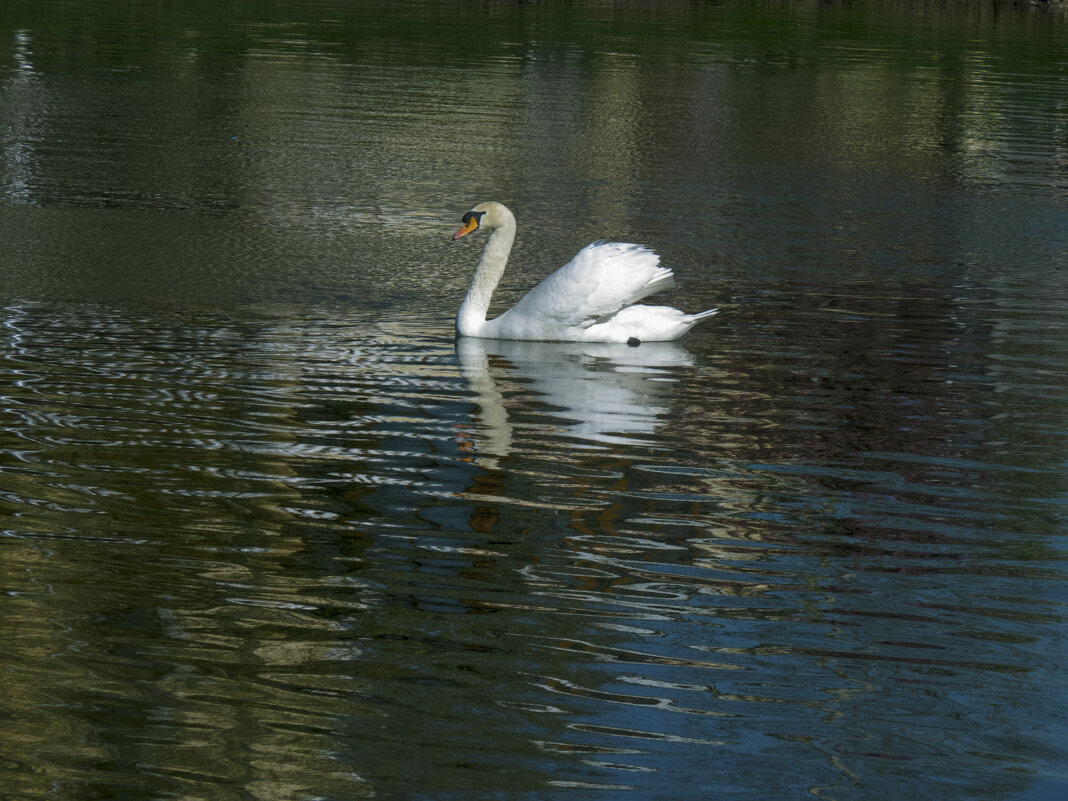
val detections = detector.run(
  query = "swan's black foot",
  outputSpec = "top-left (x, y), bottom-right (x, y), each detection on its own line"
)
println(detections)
top-left (627, 337), bottom-right (641, 347)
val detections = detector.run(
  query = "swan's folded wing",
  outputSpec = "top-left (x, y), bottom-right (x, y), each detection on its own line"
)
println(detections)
top-left (502, 241), bottom-right (674, 330)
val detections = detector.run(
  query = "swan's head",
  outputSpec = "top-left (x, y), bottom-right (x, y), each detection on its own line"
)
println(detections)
top-left (452, 201), bottom-right (513, 240)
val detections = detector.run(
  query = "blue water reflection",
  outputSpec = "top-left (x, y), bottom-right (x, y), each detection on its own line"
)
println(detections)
top-left (1, 291), bottom-right (1065, 799)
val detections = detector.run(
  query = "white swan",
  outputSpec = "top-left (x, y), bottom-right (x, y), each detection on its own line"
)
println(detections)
top-left (452, 202), bottom-right (718, 343)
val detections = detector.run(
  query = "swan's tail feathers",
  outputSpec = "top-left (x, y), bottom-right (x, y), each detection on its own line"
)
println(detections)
top-left (691, 307), bottom-right (719, 320)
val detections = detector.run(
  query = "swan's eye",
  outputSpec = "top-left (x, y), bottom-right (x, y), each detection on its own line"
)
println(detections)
top-left (462, 210), bottom-right (485, 227)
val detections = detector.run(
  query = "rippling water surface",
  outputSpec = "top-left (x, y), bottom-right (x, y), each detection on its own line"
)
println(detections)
top-left (2, 2), bottom-right (1066, 799)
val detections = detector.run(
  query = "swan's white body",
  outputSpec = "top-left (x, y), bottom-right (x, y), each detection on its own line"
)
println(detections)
top-left (452, 202), bottom-right (717, 343)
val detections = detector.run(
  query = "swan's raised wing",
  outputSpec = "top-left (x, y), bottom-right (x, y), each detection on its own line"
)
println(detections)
top-left (494, 241), bottom-right (675, 336)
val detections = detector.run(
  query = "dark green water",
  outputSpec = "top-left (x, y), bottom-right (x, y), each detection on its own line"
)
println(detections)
top-left (1, 2), bottom-right (1066, 799)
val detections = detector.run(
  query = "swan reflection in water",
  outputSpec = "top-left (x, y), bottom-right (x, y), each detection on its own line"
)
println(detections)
top-left (455, 337), bottom-right (695, 465)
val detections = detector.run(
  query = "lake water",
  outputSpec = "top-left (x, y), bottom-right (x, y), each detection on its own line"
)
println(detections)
top-left (1, 1), bottom-right (1066, 799)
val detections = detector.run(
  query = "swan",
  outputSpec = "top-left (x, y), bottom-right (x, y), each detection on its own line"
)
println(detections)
top-left (451, 202), bottom-right (718, 343)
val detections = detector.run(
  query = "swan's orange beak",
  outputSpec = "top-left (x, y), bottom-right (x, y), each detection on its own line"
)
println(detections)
top-left (452, 217), bottom-right (479, 240)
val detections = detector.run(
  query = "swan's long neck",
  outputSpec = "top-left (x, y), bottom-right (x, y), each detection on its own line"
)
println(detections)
top-left (456, 216), bottom-right (515, 337)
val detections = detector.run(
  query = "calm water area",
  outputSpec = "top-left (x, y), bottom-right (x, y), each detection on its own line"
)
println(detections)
top-left (1, 1), bottom-right (1067, 799)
